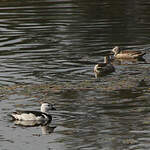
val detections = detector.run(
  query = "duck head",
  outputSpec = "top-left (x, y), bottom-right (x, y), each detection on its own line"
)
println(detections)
top-left (112, 46), bottom-right (120, 56)
top-left (41, 103), bottom-right (56, 113)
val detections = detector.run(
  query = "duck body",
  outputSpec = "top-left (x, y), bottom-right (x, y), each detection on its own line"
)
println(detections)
top-left (112, 46), bottom-right (146, 59)
top-left (10, 103), bottom-right (55, 123)
top-left (11, 110), bottom-right (52, 122)
top-left (94, 56), bottom-right (115, 78)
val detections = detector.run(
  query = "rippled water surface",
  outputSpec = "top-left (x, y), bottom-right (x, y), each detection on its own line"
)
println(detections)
top-left (1, 0), bottom-right (150, 150)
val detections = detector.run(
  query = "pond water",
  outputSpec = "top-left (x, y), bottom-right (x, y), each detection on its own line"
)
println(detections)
top-left (0, 0), bottom-right (150, 150)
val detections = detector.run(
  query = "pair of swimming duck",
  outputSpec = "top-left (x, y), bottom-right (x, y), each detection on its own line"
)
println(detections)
top-left (94, 46), bottom-right (146, 78)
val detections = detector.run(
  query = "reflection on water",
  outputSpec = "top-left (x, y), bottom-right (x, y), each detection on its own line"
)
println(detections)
top-left (0, 0), bottom-right (150, 150)
top-left (13, 120), bottom-right (56, 135)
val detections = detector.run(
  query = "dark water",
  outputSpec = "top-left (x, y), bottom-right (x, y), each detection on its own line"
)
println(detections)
top-left (0, 0), bottom-right (150, 150)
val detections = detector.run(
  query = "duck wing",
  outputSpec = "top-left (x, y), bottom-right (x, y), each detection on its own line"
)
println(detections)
top-left (121, 50), bottom-right (145, 55)
top-left (97, 63), bottom-right (107, 68)
top-left (10, 110), bottom-right (52, 122)
top-left (14, 110), bottom-right (45, 116)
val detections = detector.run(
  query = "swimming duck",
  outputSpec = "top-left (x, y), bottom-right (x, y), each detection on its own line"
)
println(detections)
top-left (10, 103), bottom-right (56, 123)
top-left (112, 46), bottom-right (146, 59)
top-left (94, 56), bottom-right (115, 78)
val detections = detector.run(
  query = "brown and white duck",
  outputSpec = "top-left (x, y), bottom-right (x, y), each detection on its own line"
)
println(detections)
top-left (94, 56), bottom-right (115, 78)
top-left (112, 46), bottom-right (146, 59)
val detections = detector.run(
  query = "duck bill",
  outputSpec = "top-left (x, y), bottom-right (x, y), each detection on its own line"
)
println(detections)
top-left (51, 105), bottom-right (56, 110)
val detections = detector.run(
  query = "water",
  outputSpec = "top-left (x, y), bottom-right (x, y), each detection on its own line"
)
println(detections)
top-left (0, 0), bottom-right (150, 149)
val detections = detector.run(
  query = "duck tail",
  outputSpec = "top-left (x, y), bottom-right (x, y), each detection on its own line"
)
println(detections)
top-left (140, 51), bottom-right (146, 57)
top-left (8, 113), bottom-right (17, 120)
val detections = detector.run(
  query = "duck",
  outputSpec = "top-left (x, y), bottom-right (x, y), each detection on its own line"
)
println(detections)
top-left (112, 46), bottom-right (146, 59)
top-left (94, 56), bottom-right (115, 78)
top-left (10, 103), bottom-right (56, 123)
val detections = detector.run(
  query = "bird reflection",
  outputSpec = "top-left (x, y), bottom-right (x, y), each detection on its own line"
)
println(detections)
top-left (13, 120), bottom-right (56, 135)
top-left (41, 125), bottom-right (56, 135)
